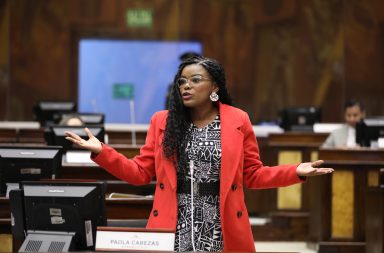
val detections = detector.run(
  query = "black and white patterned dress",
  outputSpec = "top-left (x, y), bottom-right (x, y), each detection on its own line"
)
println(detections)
top-left (175, 115), bottom-right (223, 252)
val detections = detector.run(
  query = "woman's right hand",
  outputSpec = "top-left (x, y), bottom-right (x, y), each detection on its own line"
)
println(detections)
top-left (64, 127), bottom-right (102, 154)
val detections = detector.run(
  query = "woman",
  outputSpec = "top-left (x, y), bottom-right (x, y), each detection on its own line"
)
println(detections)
top-left (65, 56), bottom-right (333, 252)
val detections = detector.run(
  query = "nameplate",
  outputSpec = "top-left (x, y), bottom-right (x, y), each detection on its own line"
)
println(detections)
top-left (95, 227), bottom-right (175, 252)
top-left (65, 151), bottom-right (95, 164)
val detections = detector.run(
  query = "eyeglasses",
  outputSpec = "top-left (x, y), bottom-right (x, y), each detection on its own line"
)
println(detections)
top-left (176, 75), bottom-right (212, 88)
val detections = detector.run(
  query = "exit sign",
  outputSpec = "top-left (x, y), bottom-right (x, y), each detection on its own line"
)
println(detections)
top-left (113, 83), bottom-right (134, 100)
top-left (126, 8), bottom-right (153, 28)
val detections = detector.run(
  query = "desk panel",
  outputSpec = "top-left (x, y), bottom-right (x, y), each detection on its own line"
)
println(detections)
top-left (17, 128), bottom-right (45, 143)
top-left (106, 197), bottom-right (153, 219)
top-left (365, 187), bottom-right (384, 253)
top-left (0, 129), bottom-right (17, 143)
top-left (267, 132), bottom-right (328, 211)
top-left (107, 131), bottom-right (147, 145)
top-left (309, 148), bottom-right (384, 252)
top-left (110, 144), bottom-right (141, 158)
top-left (61, 162), bottom-right (116, 180)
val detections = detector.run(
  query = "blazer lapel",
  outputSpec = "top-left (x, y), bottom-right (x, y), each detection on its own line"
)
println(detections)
top-left (158, 115), bottom-right (177, 190)
top-left (163, 153), bottom-right (177, 190)
top-left (219, 103), bottom-right (244, 199)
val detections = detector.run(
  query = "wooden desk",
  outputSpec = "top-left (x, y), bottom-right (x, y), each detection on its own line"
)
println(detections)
top-left (308, 148), bottom-right (384, 253)
top-left (0, 197), bottom-right (10, 222)
top-left (268, 132), bottom-right (328, 147)
top-left (59, 145), bottom-right (140, 180)
top-left (1, 195), bottom-right (153, 253)
top-left (110, 144), bottom-right (141, 158)
top-left (104, 180), bottom-right (155, 196)
top-left (17, 128), bottom-right (45, 143)
top-left (0, 129), bottom-right (17, 143)
top-left (61, 161), bottom-right (116, 180)
top-left (267, 132), bottom-right (328, 211)
top-left (365, 186), bottom-right (384, 253)
top-left (0, 195), bottom-right (153, 226)
top-left (0, 122), bottom-right (40, 143)
top-left (107, 131), bottom-right (147, 145)
top-left (0, 122), bottom-right (148, 145)
top-left (2, 197), bottom-right (304, 253)
top-left (104, 123), bottom-right (149, 146)
top-left (243, 136), bottom-right (278, 215)
top-left (106, 197), bottom-right (153, 219)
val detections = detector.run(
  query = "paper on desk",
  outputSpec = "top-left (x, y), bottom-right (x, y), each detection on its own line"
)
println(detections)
top-left (378, 138), bottom-right (384, 148)
top-left (66, 151), bottom-right (95, 164)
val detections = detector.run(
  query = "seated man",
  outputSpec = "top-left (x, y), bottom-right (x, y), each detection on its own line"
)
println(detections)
top-left (322, 99), bottom-right (365, 148)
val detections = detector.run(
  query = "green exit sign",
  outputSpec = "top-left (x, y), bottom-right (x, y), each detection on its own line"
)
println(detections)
top-left (126, 8), bottom-right (153, 28)
top-left (113, 83), bottom-right (134, 100)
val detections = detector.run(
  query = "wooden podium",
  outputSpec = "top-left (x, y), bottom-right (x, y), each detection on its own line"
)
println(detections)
top-left (365, 186), bottom-right (384, 253)
top-left (309, 148), bottom-right (384, 253)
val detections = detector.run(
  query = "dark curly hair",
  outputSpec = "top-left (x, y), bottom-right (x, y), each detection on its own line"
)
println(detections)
top-left (162, 56), bottom-right (232, 167)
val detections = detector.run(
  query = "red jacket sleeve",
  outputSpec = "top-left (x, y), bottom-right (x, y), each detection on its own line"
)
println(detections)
top-left (241, 112), bottom-right (304, 189)
top-left (91, 115), bottom-right (159, 185)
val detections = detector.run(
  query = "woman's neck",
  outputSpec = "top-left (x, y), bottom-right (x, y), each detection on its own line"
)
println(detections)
top-left (190, 104), bottom-right (219, 128)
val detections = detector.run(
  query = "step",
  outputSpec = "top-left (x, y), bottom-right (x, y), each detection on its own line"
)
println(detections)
top-left (251, 211), bottom-right (310, 241)
top-left (317, 241), bottom-right (365, 253)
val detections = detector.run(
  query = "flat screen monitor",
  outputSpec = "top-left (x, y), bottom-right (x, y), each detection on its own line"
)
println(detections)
top-left (45, 126), bottom-right (105, 151)
top-left (11, 180), bottom-right (107, 251)
top-left (34, 101), bottom-right (77, 126)
top-left (55, 113), bottom-right (105, 125)
top-left (279, 106), bottom-right (322, 131)
top-left (78, 39), bottom-right (203, 123)
top-left (356, 117), bottom-right (384, 147)
top-left (0, 146), bottom-right (62, 196)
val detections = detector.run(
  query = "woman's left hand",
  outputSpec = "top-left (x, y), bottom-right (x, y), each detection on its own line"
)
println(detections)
top-left (296, 160), bottom-right (334, 177)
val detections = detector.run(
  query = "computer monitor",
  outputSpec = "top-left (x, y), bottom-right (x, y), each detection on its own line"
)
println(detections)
top-left (33, 101), bottom-right (77, 126)
top-left (356, 117), bottom-right (384, 147)
top-left (56, 113), bottom-right (105, 125)
top-left (279, 106), bottom-right (322, 131)
top-left (44, 126), bottom-right (105, 151)
top-left (10, 180), bottom-right (107, 252)
top-left (0, 146), bottom-right (62, 196)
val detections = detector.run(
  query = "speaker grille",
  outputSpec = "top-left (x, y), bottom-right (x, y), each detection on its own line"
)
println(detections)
top-left (24, 240), bottom-right (42, 252)
top-left (48, 241), bottom-right (66, 252)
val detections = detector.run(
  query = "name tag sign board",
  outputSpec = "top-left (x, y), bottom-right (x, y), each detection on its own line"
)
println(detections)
top-left (96, 227), bottom-right (175, 252)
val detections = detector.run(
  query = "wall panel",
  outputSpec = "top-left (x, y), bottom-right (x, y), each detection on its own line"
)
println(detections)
top-left (1, 0), bottom-right (383, 122)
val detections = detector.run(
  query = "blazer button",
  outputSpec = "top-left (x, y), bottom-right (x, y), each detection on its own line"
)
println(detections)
top-left (153, 210), bottom-right (159, 216)
top-left (237, 211), bottom-right (242, 218)
top-left (231, 184), bottom-right (237, 191)
top-left (159, 183), bottom-right (164, 189)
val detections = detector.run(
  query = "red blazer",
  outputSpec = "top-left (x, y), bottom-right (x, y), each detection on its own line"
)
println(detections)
top-left (93, 103), bottom-right (303, 252)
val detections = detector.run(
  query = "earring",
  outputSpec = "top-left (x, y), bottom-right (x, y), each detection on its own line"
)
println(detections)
top-left (210, 91), bottom-right (219, 102)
